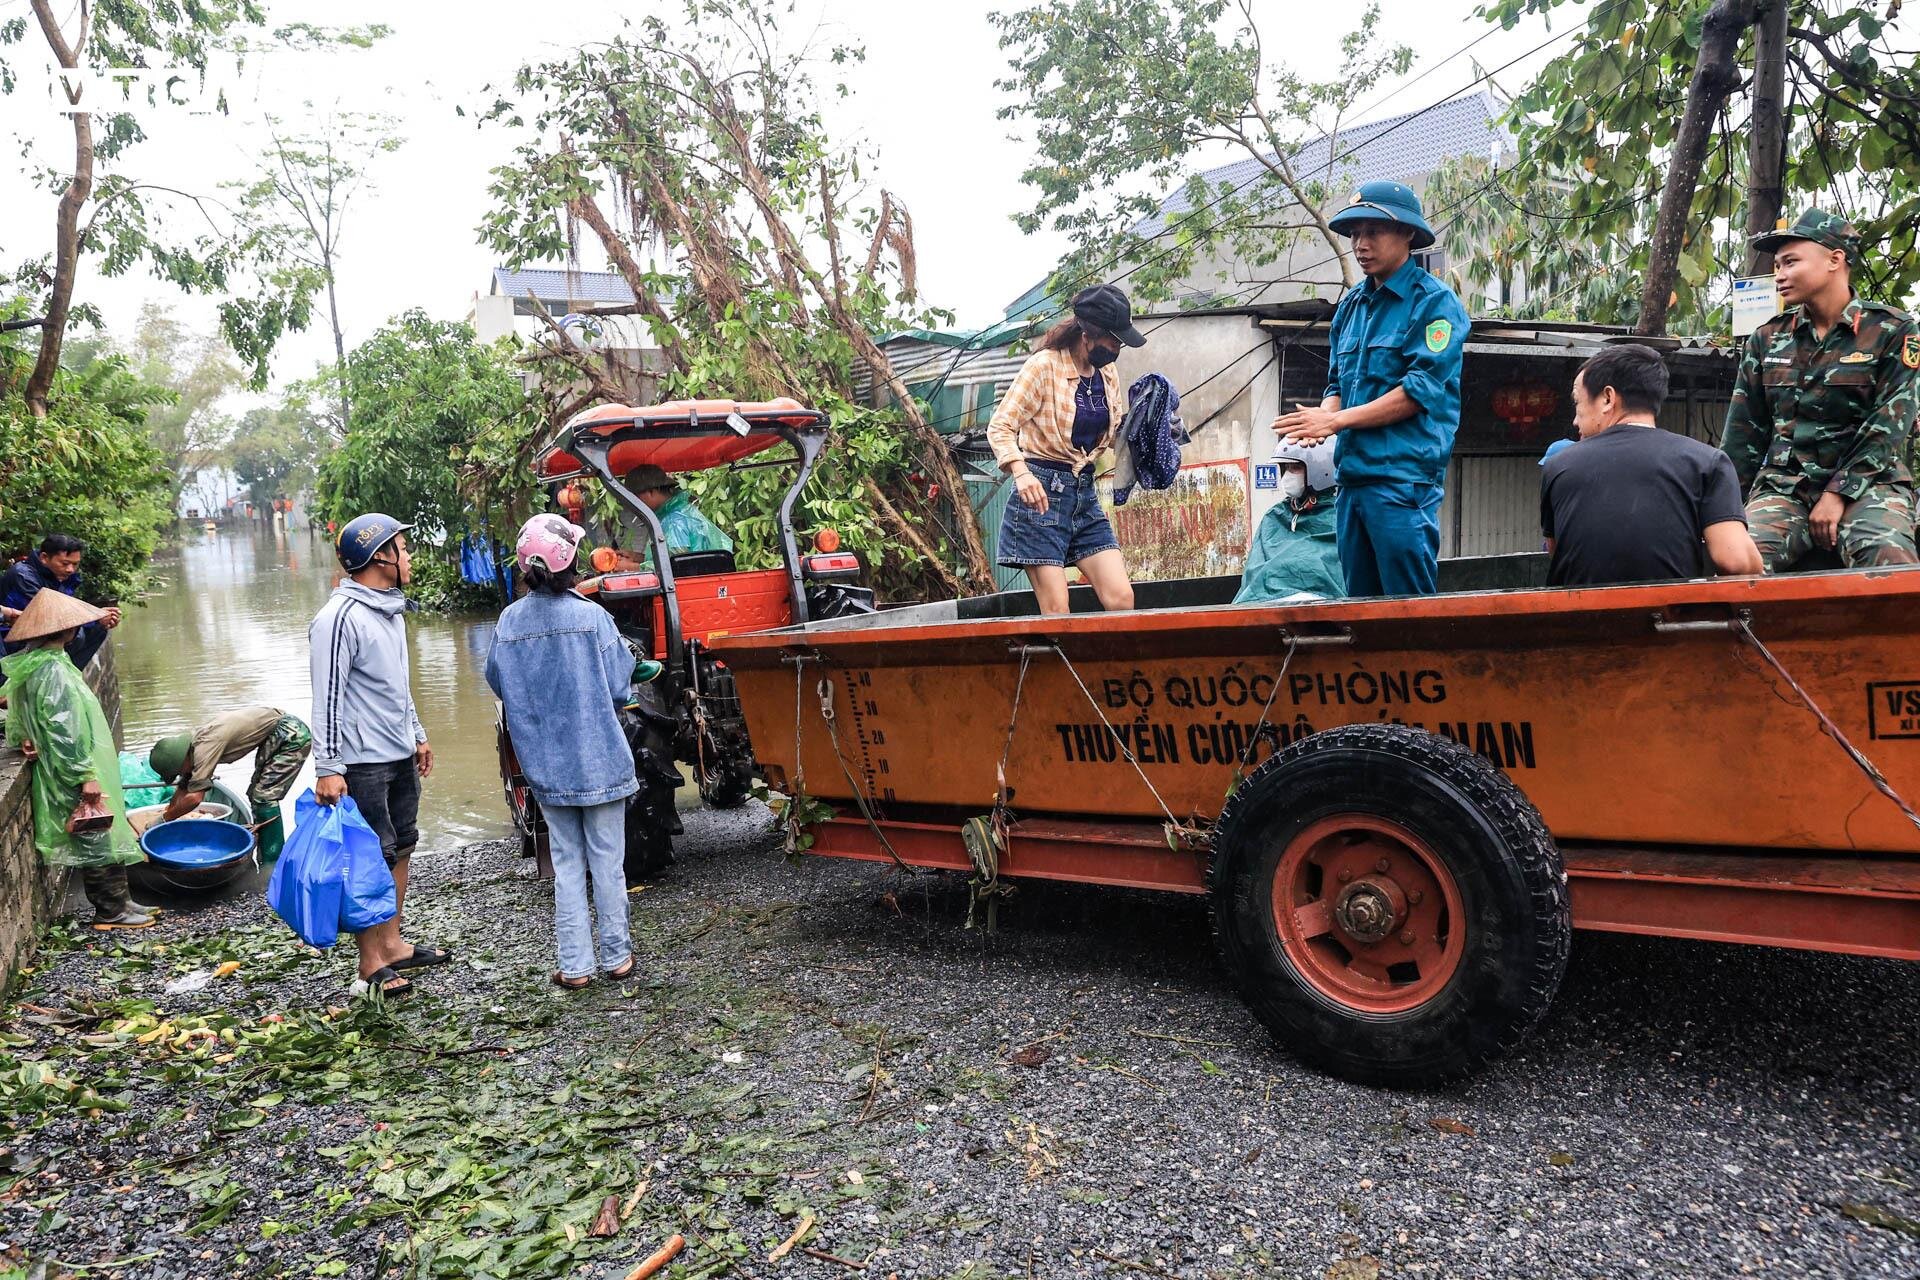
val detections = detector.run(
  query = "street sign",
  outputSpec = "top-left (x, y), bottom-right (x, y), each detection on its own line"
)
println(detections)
top-left (1731, 275), bottom-right (1779, 338)
top-left (1254, 463), bottom-right (1279, 490)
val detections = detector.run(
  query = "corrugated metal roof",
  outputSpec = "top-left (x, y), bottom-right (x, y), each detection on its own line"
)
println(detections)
top-left (1145, 91), bottom-right (1508, 228)
top-left (491, 266), bottom-right (636, 307)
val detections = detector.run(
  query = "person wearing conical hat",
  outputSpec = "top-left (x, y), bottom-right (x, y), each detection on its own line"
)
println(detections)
top-left (1, 589), bottom-right (149, 929)
top-left (0, 533), bottom-right (122, 670)
top-left (1274, 181), bottom-right (1470, 597)
top-left (1721, 208), bottom-right (1920, 571)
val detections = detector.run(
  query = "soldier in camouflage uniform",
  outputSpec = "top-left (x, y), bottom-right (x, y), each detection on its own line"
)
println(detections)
top-left (1720, 208), bottom-right (1920, 571)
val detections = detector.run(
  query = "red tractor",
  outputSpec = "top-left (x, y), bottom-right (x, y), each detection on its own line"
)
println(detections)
top-left (495, 398), bottom-right (873, 879)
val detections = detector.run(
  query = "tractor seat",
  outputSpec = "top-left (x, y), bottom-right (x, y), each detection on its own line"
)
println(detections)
top-left (671, 549), bottom-right (737, 578)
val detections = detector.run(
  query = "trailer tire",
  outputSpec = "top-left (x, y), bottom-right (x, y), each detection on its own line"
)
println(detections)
top-left (1210, 723), bottom-right (1568, 1087)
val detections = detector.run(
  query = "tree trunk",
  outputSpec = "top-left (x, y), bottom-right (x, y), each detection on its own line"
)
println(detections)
top-left (24, 0), bottom-right (94, 419)
top-left (325, 256), bottom-right (350, 434)
top-left (1741, 0), bottom-right (1790, 276)
top-left (1637, 0), bottom-right (1762, 335)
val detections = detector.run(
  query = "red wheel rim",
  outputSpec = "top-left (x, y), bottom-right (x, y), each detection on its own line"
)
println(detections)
top-left (1270, 814), bottom-right (1465, 1014)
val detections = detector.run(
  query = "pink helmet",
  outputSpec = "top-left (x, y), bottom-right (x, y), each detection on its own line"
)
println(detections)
top-left (516, 513), bottom-right (586, 574)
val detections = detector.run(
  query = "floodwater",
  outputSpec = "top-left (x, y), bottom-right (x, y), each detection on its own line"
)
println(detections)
top-left (115, 522), bottom-right (509, 851)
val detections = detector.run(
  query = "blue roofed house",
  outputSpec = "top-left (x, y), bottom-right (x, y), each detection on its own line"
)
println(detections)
top-left (1109, 90), bottom-right (1513, 312)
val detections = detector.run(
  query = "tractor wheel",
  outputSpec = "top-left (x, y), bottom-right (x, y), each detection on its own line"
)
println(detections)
top-left (1210, 723), bottom-right (1569, 1087)
top-left (698, 761), bottom-right (753, 810)
top-left (623, 786), bottom-right (677, 881)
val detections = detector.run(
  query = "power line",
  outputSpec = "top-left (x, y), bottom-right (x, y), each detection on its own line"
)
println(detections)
top-left (902, 0), bottom-right (1638, 411)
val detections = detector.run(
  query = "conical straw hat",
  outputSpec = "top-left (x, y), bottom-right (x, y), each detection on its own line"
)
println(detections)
top-left (7, 588), bottom-right (105, 644)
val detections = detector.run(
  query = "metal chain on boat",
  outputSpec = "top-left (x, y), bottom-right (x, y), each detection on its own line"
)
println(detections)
top-left (1734, 618), bottom-right (1920, 836)
top-left (814, 674), bottom-right (915, 873)
top-left (1228, 636), bottom-right (1301, 796)
top-left (1037, 643), bottom-right (1206, 846)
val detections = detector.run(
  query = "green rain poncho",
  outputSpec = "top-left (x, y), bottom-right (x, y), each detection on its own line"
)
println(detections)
top-left (1, 644), bottom-right (140, 869)
top-left (657, 491), bottom-right (734, 555)
top-left (1233, 494), bottom-right (1346, 605)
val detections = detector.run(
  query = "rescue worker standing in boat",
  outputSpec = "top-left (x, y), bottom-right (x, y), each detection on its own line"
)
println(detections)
top-left (1720, 208), bottom-right (1920, 571)
top-left (1274, 182), bottom-right (1469, 597)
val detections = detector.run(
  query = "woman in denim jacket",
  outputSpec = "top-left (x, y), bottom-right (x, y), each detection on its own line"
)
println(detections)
top-left (486, 514), bottom-right (641, 988)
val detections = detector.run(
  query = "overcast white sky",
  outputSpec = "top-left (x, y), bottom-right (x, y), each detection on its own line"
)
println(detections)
top-left (0, 0), bottom-right (1558, 393)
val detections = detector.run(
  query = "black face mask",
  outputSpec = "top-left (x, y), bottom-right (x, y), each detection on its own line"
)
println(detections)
top-left (1087, 344), bottom-right (1119, 369)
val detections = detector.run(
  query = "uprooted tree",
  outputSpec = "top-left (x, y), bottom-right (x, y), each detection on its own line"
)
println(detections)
top-left (476, 0), bottom-right (996, 598)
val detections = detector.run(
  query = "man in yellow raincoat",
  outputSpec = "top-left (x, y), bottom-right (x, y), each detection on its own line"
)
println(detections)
top-left (2, 589), bottom-right (149, 929)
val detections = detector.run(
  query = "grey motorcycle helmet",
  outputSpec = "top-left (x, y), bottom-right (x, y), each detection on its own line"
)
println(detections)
top-left (1272, 437), bottom-right (1337, 494)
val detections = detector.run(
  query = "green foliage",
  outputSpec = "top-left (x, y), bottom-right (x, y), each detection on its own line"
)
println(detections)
top-left (227, 405), bottom-right (329, 508)
top-left (475, 0), bottom-right (985, 598)
top-left (1479, 0), bottom-right (1920, 317)
top-left (992, 0), bottom-right (1411, 306)
top-left (0, 11), bottom-right (395, 389)
top-left (125, 303), bottom-right (242, 498)
top-left (1424, 154), bottom-right (1725, 330)
top-left (0, 299), bottom-right (172, 601)
top-left (314, 311), bottom-right (541, 540)
top-left (406, 549), bottom-right (502, 615)
top-left (229, 107), bottom-right (405, 427)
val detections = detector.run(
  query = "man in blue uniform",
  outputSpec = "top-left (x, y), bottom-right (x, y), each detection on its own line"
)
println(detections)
top-left (1275, 181), bottom-right (1469, 596)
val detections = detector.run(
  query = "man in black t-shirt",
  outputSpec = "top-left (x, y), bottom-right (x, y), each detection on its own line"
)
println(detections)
top-left (1541, 345), bottom-right (1763, 587)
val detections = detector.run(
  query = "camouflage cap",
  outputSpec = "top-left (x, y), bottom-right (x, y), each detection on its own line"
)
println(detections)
top-left (1752, 208), bottom-right (1861, 264)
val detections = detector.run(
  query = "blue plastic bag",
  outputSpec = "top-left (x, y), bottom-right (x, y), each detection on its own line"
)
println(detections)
top-left (265, 790), bottom-right (397, 947)
top-left (338, 796), bottom-right (398, 932)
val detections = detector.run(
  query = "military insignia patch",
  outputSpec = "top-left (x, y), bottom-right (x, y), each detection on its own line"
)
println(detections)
top-left (1425, 319), bottom-right (1452, 353)
top-left (1904, 334), bottom-right (1920, 370)
top-left (1840, 351), bottom-right (1874, 363)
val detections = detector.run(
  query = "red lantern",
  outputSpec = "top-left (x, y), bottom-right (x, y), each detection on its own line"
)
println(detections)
top-left (1491, 381), bottom-right (1558, 429)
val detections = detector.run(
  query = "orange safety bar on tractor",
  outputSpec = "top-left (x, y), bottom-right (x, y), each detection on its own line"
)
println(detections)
top-left (538, 397), bottom-right (829, 482)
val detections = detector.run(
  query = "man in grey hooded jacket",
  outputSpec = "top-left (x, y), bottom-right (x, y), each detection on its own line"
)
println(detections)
top-left (309, 513), bottom-right (447, 998)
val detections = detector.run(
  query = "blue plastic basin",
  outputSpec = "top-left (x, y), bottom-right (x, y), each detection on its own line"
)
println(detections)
top-left (140, 818), bottom-right (255, 868)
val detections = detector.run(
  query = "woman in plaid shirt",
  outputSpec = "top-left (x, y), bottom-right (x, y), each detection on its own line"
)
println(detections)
top-left (987, 285), bottom-right (1145, 614)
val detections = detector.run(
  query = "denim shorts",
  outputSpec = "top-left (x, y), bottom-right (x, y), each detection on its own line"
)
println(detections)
top-left (998, 463), bottom-right (1119, 568)
top-left (343, 758), bottom-right (421, 866)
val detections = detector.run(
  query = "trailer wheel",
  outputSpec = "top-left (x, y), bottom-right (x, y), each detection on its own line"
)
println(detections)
top-left (1210, 723), bottom-right (1568, 1086)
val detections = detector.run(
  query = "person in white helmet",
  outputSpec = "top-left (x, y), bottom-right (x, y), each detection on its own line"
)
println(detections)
top-left (1235, 438), bottom-right (1345, 604)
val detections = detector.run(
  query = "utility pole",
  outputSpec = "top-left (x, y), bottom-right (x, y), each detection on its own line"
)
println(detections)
top-left (1742, 0), bottom-right (1791, 276)
top-left (1637, 0), bottom-right (1762, 335)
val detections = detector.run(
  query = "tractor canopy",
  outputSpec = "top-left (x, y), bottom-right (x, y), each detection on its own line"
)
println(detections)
top-left (537, 397), bottom-right (830, 482)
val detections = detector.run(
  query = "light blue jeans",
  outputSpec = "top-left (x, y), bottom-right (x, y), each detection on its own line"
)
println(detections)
top-left (545, 800), bottom-right (632, 979)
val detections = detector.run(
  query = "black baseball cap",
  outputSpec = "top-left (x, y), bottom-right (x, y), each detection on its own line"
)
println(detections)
top-left (1070, 285), bottom-right (1147, 347)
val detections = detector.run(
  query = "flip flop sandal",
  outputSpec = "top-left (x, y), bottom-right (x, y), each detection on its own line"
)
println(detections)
top-left (350, 967), bottom-right (413, 1000)
top-left (390, 944), bottom-right (452, 971)
top-left (605, 957), bottom-right (636, 980)
top-left (552, 971), bottom-right (592, 990)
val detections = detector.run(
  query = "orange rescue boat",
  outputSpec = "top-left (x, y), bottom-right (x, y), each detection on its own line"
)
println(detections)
top-left (708, 565), bottom-right (1920, 1084)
